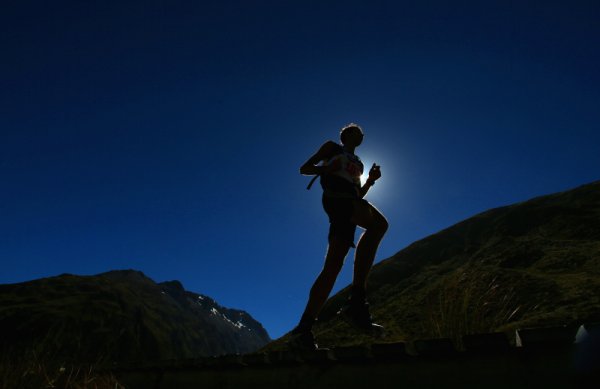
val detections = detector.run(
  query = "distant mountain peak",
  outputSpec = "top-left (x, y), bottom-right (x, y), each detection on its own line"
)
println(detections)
top-left (159, 280), bottom-right (185, 293)
top-left (0, 270), bottom-right (271, 363)
top-left (99, 269), bottom-right (151, 281)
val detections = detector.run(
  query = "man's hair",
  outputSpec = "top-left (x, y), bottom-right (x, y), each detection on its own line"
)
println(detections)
top-left (340, 123), bottom-right (363, 145)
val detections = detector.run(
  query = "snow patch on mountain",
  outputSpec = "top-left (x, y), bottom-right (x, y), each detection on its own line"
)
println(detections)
top-left (210, 307), bottom-right (247, 329)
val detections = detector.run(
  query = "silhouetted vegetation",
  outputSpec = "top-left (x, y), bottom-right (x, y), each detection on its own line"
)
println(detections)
top-left (0, 344), bottom-right (123, 389)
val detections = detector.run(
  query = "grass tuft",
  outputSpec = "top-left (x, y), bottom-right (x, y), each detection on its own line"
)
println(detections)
top-left (420, 266), bottom-right (527, 349)
top-left (0, 347), bottom-right (124, 389)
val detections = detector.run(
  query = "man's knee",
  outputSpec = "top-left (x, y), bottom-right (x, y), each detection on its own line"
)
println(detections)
top-left (379, 217), bottom-right (389, 234)
top-left (320, 259), bottom-right (344, 280)
top-left (368, 216), bottom-right (388, 237)
top-left (324, 239), bottom-right (350, 269)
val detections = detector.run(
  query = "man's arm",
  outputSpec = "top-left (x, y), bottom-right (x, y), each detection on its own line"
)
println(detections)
top-left (358, 163), bottom-right (381, 198)
top-left (358, 180), bottom-right (375, 198)
top-left (300, 141), bottom-right (340, 175)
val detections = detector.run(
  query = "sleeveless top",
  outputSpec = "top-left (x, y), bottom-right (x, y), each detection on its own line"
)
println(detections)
top-left (320, 143), bottom-right (364, 198)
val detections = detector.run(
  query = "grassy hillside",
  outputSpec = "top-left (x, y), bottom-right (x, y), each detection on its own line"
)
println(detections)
top-left (266, 180), bottom-right (600, 350)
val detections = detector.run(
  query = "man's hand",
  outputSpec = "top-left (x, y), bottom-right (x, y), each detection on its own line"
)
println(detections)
top-left (359, 163), bottom-right (380, 198)
top-left (367, 163), bottom-right (381, 183)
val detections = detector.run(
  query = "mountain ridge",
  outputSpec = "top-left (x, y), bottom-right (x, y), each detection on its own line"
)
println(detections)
top-left (0, 269), bottom-right (271, 363)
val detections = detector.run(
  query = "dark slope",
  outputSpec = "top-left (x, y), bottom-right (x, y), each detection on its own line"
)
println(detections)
top-left (267, 180), bottom-right (600, 350)
top-left (0, 270), bottom-right (271, 363)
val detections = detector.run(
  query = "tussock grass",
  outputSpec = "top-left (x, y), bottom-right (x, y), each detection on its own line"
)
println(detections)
top-left (421, 267), bottom-right (524, 349)
top-left (0, 348), bottom-right (124, 389)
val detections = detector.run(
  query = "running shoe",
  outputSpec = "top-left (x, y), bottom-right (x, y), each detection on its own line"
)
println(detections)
top-left (287, 326), bottom-right (319, 351)
top-left (337, 300), bottom-right (385, 337)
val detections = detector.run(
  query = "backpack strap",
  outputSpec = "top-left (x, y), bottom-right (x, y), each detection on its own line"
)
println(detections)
top-left (306, 142), bottom-right (344, 190)
top-left (306, 174), bottom-right (319, 190)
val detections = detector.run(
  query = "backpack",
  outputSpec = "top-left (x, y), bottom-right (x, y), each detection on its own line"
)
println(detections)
top-left (306, 143), bottom-right (344, 190)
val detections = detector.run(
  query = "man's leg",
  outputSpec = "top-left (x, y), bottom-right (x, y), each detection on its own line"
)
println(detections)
top-left (298, 238), bottom-right (351, 328)
top-left (290, 238), bottom-right (350, 351)
top-left (350, 201), bottom-right (388, 302)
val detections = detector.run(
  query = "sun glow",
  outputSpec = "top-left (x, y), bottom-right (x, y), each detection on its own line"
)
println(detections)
top-left (360, 172), bottom-right (369, 186)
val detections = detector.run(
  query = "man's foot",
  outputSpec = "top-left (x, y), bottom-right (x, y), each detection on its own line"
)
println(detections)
top-left (287, 326), bottom-right (320, 351)
top-left (337, 299), bottom-right (385, 338)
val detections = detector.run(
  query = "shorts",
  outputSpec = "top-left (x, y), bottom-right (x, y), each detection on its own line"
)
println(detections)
top-left (322, 195), bottom-right (366, 248)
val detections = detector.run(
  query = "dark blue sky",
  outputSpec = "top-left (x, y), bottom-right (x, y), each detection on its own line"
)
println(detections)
top-left (1, 1), bottom-right (599, 339)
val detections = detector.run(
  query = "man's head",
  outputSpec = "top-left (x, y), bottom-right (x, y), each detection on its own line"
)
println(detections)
top-left (340, 123), bottom-right (364, 147)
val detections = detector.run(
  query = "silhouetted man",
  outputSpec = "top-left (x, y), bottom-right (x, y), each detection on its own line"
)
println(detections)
top-left (290, 123), bottom-right (388, 350)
